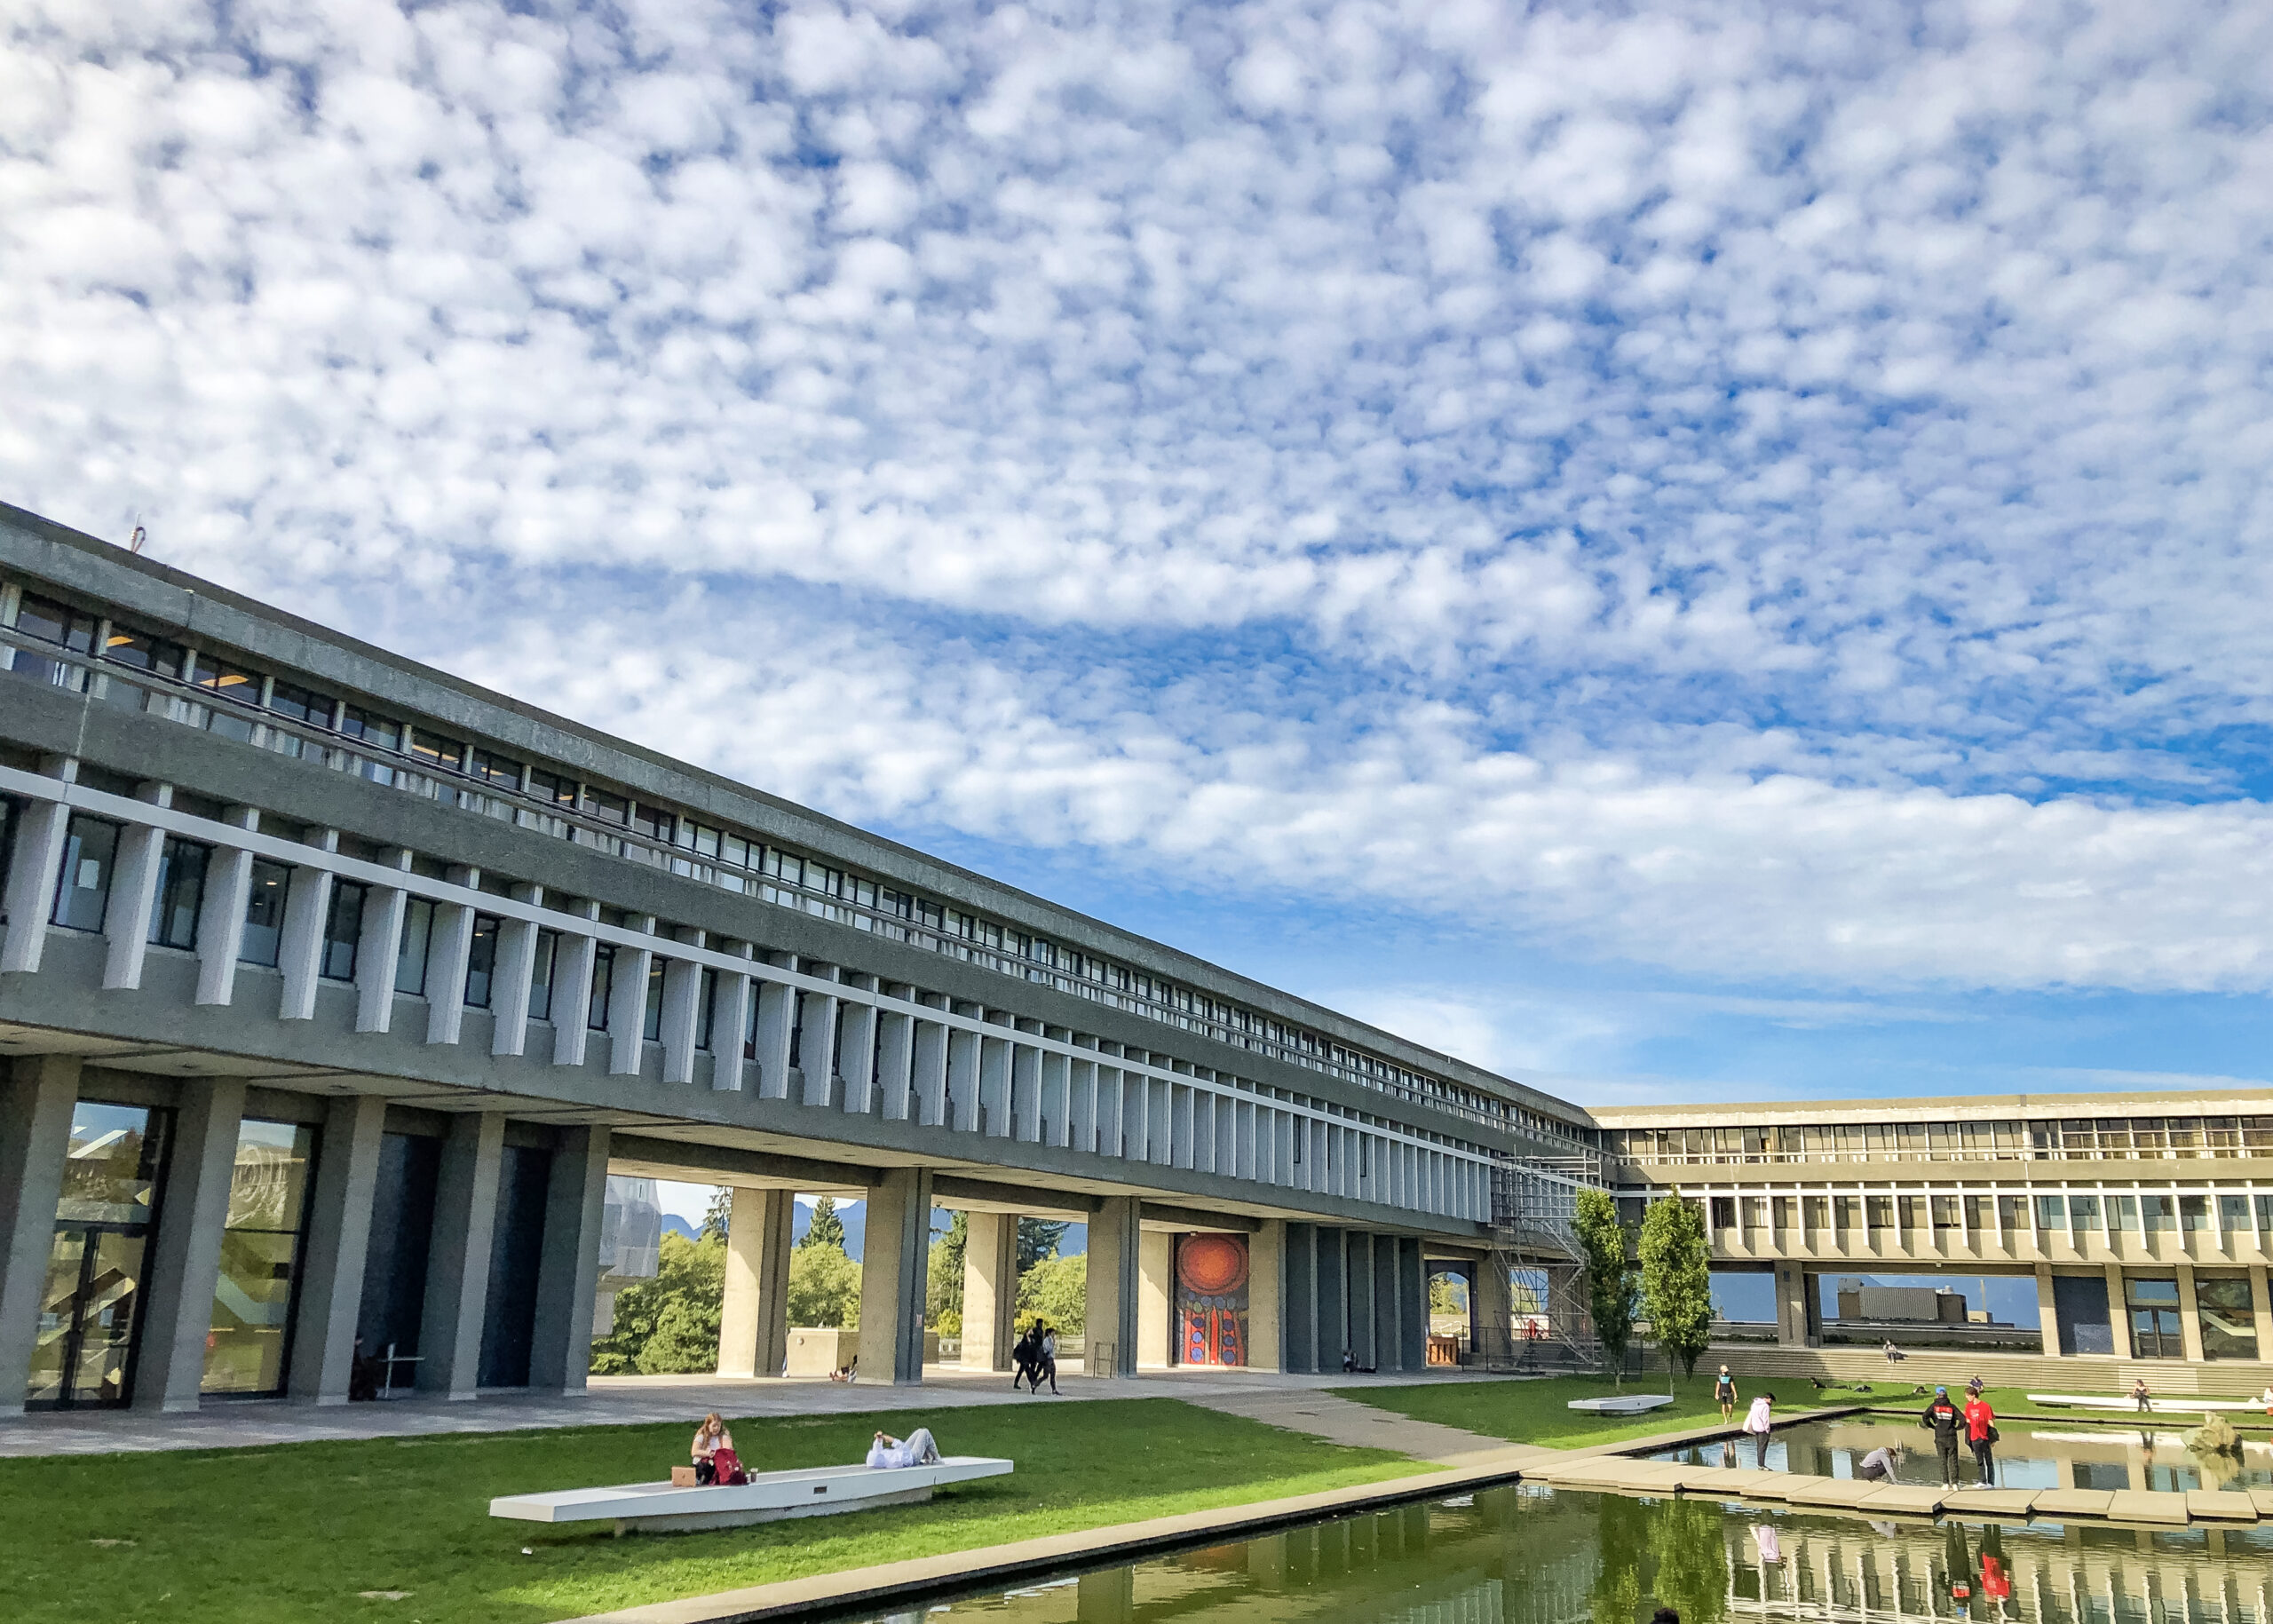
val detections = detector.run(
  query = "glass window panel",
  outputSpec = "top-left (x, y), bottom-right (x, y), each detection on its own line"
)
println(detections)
top-left (2141, 1194), bottom-right (2177, 1231)
top-left (529, 928), bottom-right (558, 1023)
top-left (463, 914), bottom-right (500, 1008)
top-left (338, 706), bottom-right (400, 752)
top-left (55, 1103), bottom-right (167, 1225)
top-left (237, 860), bottom-right (290, 966)
top-left (190, 652), bottom-right (260, 701)
top-left (102, 625), bottom-right (185, 678)
top-left (468, 749), bottom-right (522, 788)
top-left (2034, 1194), bottom-right (2065, 1228)
top-left (2111, 1194), bottom-right (2140, 1231)
top-left (16, 592), bottom-right (100, 652)
top-left (393, 896), bottom-right (435, 994)
top-left (585, 788), bottom-right (628, 827)
top-left (2068, 1193), bottom-right (2102, 1230)
top-left (642, 956), bottom-right (665, 1041)
top-left (587, 943), bottom-right (614, 1031)
top-left (265, 679), bottom-right (335, 726)
top-left (49, 814), bottom-right (120, 932)
top-left (2198, 1277), bottom-right (2260, 1360)
top-left (1931, 1195), bottom-right (1960, 1229)
top-left (527, 768), bottom-right (579, 807)
top-left (202, 1120), bottom-right (316, 1397)
top-left (2179, 1194), bottom-right (2211, 1231)
top-left (147, 836), bottom-right (208, 950)
top-left (320, 881), bottom-right (365, 981)
top-left (2219, 1194), bottom-right (2252, 1230)
top-left (406, 729), bottom-right (463, 772)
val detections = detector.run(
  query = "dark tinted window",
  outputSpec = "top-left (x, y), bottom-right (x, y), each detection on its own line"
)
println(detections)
top-left (104, 625), bottom-right (186, 677)
top-left (15, 593), bottom-right (99, 653)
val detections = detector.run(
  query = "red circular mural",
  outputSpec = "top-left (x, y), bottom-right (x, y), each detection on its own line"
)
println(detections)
top-left (1176, 1232), bottom-right (1248, 1295)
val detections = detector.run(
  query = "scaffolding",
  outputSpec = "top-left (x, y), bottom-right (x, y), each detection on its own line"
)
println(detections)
top-left (1478, 1153), bottom-right (1607, 1373)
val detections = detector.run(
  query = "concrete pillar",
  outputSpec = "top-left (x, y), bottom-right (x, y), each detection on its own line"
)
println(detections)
top-left (947, 1027), bottom-right (982, 1132)
top-left (0, 791), bottom-right (70, 975)
top-left (1316, 1228), bottom-right (1346, 1369)
top-left (416, 1112), bottom-right (506, 1398)
top-left (838, 1001), bottom-right (878, 1113)
top-left (1085, 1195), bottom-right (1140, 1377)
top-left (490, 887), bottom-right (543, 1058)
top-left (796, 986), bottom-right (840, 1105)
top-left (711, 961), bottom-right (755, 1092)
top-left (2175, 1264), bottom-right (2206, 1363)
top-left (133, 1076), bottom-right (248, 1412)
top-left (1010, 1044), bottom-right (1041, 1141)
top-left (1249, 1219), bottom-right (1284, 1371)
top-left (1346, 1232), bottom-right (1376, 1369)
top-left (1372, 1233), bottom-right (1400, 1370)
top-left (1776, 1261), bottom-right (1807, 1348)
top-left (659, 950), bottom-right (703, 1086)
top-left (978, 1035), bottom-right (1011, 1137)
top-left (549, 927), bottom-right (598, 1065)
top-left (1474, 1257), bottom-right (1514, 1365)
top-left (275, 843), bottom-right (337, 1021)
top-left (606, 936), bottom-right (653, 1075)
top-left (102, 804), bottom-right (169, 990)
top-left (1137, 1230), bottom-right (1173, 1367)
top-left (2249, 1265), bottom-right (2273, 1360)
top-left (354, 852), bottom-right (413, 1034)
top-left (717, 1187), bottom-right (794, 1378)
top-left (0, 1055), bottom-right (80, 1414)
top-left (2037, 1262), bottom-right (2062, 1357)
top-left (424, 892), bottom-right (479, 1047)
top-left (1398, 1236), bottom-right (1426, 1371)
top-left (875, 1009), bottom-right (915, 1120)
top-left (962, 1210), bottom-right (1020, 1371)
top-left (855, 1167), bottom-right (933, 1385)
top-left (912, 1018), bottom-right (949, 1126)
top-left (750, 978), bottom-right (794, 1097)
top-left (527, 1125), bottom-right (610, 1391)
top-left (287, 1092), bottom-right (387, 1404)
top-left (1282, 1224), bottom-right (1318, 1373)
top-left (192, 810), bottom-right (257, 1004)
top-left (2105, 1264), bottom-right (2134, 1359)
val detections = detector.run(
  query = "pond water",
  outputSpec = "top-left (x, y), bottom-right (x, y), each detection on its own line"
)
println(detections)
top-left (1649, 1414), bottom-right (2273, 1493)
top-left (861, 1482), bottom-right (2273, 1624)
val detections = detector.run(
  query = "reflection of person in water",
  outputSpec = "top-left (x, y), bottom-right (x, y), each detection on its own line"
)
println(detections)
top-left (1943, 1522), bottom-right (1976, 1605)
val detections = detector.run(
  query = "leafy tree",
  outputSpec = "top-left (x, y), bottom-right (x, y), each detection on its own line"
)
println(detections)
top-left (1428, 1271), bottom-right (1469, 1317)
top-left (801, 1195), bottom-right (847, 1252)
top-left (1017, 1216), bottom-right (1069, 1272)
top-left (1648, 1496), bottom-right (1729, 1624)
top-left (1639, 1197), bottom-right (1714, 1387)
top-left (788, 1241), bottom-right (861, 1327)
top-left (590, 1229), bottom-right (725, 1374)
top-left (1572, 1186), bottom-right (1637, 1389)
top-left (1589, 1493), bottom-right (1648, 1624)
top-left (701, 1186), bottom-right (733, 1242)
top-left (1017, 1250), bottom-right (1086, 1333)
top-left (928, 1210), bottom-right (969, 1335)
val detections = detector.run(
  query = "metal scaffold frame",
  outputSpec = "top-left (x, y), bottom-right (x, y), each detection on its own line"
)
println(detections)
top-left (1478, 1153), bottom-right (1606, 1373)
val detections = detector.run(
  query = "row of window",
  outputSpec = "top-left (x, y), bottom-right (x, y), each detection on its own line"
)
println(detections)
top-left (1701, 1191), bottom-right (2273, 1232)
top-left (1608, 1115), bottom-right (2273, 1162)
top-left (4, 579), bottom-right (1539, 1137)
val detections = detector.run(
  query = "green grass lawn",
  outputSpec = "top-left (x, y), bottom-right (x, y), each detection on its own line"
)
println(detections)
top-left (0, 1398), bottom-right (1414, 1624)
top-left (1332, 1375), bottom-right (1738, 1449)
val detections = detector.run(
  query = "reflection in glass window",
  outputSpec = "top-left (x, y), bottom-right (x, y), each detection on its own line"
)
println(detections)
top-left (190, 652), bottom-right (260, 701)
top-left (407, 729), bottom-right (464, 772)
top-left (469, 749), bottom-right (522, 788)
top-left (394, 897), bottom-right (435, 994)
top-left (464, 914), bottom-right (500, 1008)
top-left (30, 1102), bottom-right (170, 1410)
top-left (321, 881), bottom-right (366, 981)
top-left (587, 943), bottom-right (614, 1031)
top-left (527, 768), bottom-right (578, 807)
top-left (585, 788), bottom-right (628, 827)
top-left (339, 706), bottom-right (400, 752)
top-left (631, 804), bottom-right (673, 843)
top-left (643, 956), bottom-right (665, 1042)
top-left (202, 1119), bottom-right (316, 1397)
top-left (266, 679), bottom-right (335, 727)
top-left (238, 860), bottom-right (290, 966)
top-left (2198, 1277), bottom-right (2259, 1360)
top-left (147, 836), bottom-right (209, 950)
top-left (528, 928), bottom-right (558, 1022)
top-left (103, 625), bottom-right (186, 678)
top-left (16, 592), bottom-right (99, 651)
top-left (49, 814), bottom-right (120, 932)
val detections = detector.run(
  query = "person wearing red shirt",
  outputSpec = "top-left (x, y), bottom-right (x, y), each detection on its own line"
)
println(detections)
top-left (1962, 1392), bottom-right (1997, 1485)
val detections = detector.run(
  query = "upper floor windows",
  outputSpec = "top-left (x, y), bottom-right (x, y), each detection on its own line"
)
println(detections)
top-left (469, 749), bottom-right (523, 789)
top-left (407, 730), bottom-right (463, 772)
top-left (268, 680), bottom-right (336, 728)
top-left (104, 625), bottom-right (186, 678)
top-left (17, 593), bottom-right (98, 653)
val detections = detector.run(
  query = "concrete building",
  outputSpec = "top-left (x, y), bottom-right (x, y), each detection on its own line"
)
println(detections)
top-left (4, 498), bottom-right (2270, 1415)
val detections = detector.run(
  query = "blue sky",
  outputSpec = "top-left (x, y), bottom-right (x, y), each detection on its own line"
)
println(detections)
top-left (9, 1), bottom-right (2273, 1112)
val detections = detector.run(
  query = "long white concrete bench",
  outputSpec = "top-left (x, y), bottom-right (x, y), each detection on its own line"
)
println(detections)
top-left (490, 1456), bottom-right (1015, 1536)
top-left (1567, 1394), bottom-right (1676, 1414)
top-left (2025, 1393), bottom-right (2271, 1415)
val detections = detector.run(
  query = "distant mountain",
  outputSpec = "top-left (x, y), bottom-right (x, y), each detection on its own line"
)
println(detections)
top-left (660, 1215), bottom-right (701, 1243)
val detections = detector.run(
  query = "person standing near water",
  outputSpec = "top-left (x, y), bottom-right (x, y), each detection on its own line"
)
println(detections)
top-left (1921, 1387), bottom-right (1964, 1486)
top-left (1742, 1391), bottom-right (1776, 1468)
top-left (1715, 1365), bottom-right (1738, 1424)
top-left (1963, 1390), bottom-right (1998, 1485)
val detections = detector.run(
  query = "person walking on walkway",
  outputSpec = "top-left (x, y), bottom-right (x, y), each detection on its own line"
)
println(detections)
top-left (1963, 1390), bottom-right (1998, 1485)
top-left (1715, 1365), bottom-right (1738, 1425)
top-left (1742, 1391), bottom-right (1776, 1469)
top-left (1921, 1386), bottom-right (1964, 1487)
top-left (2133, 1376), bottom-right (2153, 1414)
top-left (1033, 1322), bottom-right (1060, 1396)
top-left (1010, 1323), bottom-right (1039, 1392)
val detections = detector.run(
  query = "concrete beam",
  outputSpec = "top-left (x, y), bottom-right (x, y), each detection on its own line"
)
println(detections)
top-left (1142, 1200), bottom-right (1258, 1233)
top-left (931, 1173), bottom-right (1100, 1216)
top-left (606, 1134), bottom-right (877, 1192)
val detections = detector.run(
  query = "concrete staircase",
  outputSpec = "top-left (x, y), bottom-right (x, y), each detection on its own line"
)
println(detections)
top-left (1715, 1342), bottom-right (2273, 1398)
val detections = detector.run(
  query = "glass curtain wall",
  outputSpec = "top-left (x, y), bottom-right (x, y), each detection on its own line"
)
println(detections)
top-left (202, 1120), bottom-right (318, 1396)
top-left (26, 1102), bottom-right (170, 1408)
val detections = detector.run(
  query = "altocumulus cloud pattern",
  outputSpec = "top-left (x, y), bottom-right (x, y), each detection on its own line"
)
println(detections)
top-left (6, 0), bottom-right (2273, 995)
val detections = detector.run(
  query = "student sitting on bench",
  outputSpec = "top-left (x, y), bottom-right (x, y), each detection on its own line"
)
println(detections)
top-left (866, 1428), bottom-right (942, 1468)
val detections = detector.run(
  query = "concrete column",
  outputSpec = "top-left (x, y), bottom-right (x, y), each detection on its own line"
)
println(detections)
top-left (1474, 1257), bottom-right (1513, 1365)
top-left (854, 1167), bottom-right (933, 1385)
top-left (912, 1018), bottom-right (949, 1126)
top-left (0, 1055), bottom-right (80, 1414)
top-left (102, 803), bottom-right (169, 989)
top-left (1283, 1224), bottom-right (1318, 1373)
top-left (659, 952), bottom-right (702, 1086)
top-left (947, 1027), bottom-right (982, 1132)
top-left (489, 885), bottom-right (543, 1058)
top-left (1085, 1195), bottom-right (1140, 1377)
top-left (750, 978), bottom-right (795, 1098)
top-left (606, 936), bottom-right (653, 1075)
top-left (796, 986), bottom-right (840, 1105)
top-left (1068, 1058), bottom-right (1096, 1152)
top-left (0, 791), bottom-right (70, 975)
top-left (1041, 1050), bottom-right (1071, 1147)
top-left (424, 891), bottom-right (479, 1047)
top-left (978, 1035), bottom-right (1012, 1137)
top-left (286, 1092), bottom-right (387, 1404)
top-left (133, 1076), bottom-right (249, 1412)
top-left (1249, 1219), bottom-right (1284, 1371)
top-left (276, 842), bottom-right (337, 1021)
top-left (1346, 1232), bottom-right (1377, 1369)
top-left (527, 1124), bottom-right (611, 1391)
top-left (2037, 1262), bottom-right (2062, 1357)
top-left (354, 851), bottom-right (413, 1034)
top-left (549, 929), bottom-right (598, 1065)
top-left (962, 1210), bottom-right (1020, 1371)
top-left (1010, 1044), bottom-right (1041, 1141)
top-left (838, 1001), bottom-right (878, 1113)
top-left (193, 809), bottom-right (258, 1004)
top-left (2175, 1264), bottom-right (2206, 1363)
top-left (1372, 1233), bottom-right (1400, 1370)
top-left (1398, 1237), bottom-right (1426, 1371)
top-left (875, 1010), bottom-right (915, 1120)
top-left (416, 1111), bottom-right (506, 1398)
top-left (717, 1187), bottom-right (794, 1378)
top-left (1776, 1262), bottom-right (1807, 1348)
top-left (1138, 1230), bottom-right (1172, 1367)
top-left (1317, 1228), bottom-right (1346, 1367)
top-left (712, 965), bottom-right (755, 1093)
top-left (2105, 1264), bottom-right (2134, 1359)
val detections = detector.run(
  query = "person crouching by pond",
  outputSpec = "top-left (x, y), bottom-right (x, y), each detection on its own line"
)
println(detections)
top-left (693, 1413), bottom-right (746, 1485)
top-left (867, 1428), bottom-right (943, 1468)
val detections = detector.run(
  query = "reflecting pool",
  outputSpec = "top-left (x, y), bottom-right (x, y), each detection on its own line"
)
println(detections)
top-left (1650, 1414), bottom-right (2273, 1493)
top-left (861, 1482), bottom-right (2273, 1624)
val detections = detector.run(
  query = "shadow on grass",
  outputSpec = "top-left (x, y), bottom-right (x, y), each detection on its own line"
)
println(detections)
top-left (0, 1398), bottom-right (1411, 1624)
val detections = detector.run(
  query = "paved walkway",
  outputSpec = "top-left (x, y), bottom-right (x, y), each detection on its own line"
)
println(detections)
top-left (0, 1364), bottom-right (1518, 1459)
top-left (1184, 1389), bottom-right (1545, 1469)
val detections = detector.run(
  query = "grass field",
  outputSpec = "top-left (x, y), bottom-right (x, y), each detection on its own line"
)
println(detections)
top-left (1332, 1375), bottom-right (1736, 1449)
top-left (0, 1398), bottom-right (1414, 1624)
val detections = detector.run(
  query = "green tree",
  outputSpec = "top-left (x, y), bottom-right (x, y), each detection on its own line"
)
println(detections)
top-left (1017, 1249), bottom-right (1087, 1333)
top-left (1428, 1271), bottom-right (1469, 1317)
top-left (788, 1241), bottom-right (861, 1327)
top-left (1647, 1497), bottom-right (1729, 1624)
top-left (1017, 1216), bottom-right (1069, 1271)
top-left (701, 1186), bottom-right (733, 1241)
top-left (590, 1229), bottom-right (725, 1374)
top-left (1639, 1196), bottom-right (1714, 1388)
top-left (928, 1210), bottom-right (969, 1335)
top-left (801, 1195), bottom-right (847, 1252)
top-left (1572, 1186), bottom-right (1637, 1389)
top-left (1589, 1492), bottom-right (1649, 1624)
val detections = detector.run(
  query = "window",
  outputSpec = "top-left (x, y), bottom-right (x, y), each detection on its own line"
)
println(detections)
top-left (527, 768), bottom-right (578, 808)
top-left (339, 706), bottom-right (400, 753)
top-left (2069, 1193), bottom-right (2103, 1231)
top-left (696, 968), bottom-right (717, 1050)
top-left (1897, 1195), bottom-right (1926, 1231)
top-left (190, 652), bottom-right (260, 702)
top-left (266, 679), bottom-right (335, 727)
top-left (1996, 1194), bottom-right (2028, 1232)
top-left (102, 625), bottom-right (186, 678)
top-left (394, 896), bottom-right (435, 994)
top-left (463, 914), bottom-right (501, 1008)
top-left (690, 824), bottom-right (719, 859)
top-left (1930, 1195), bottom-right (1960, 1231)
top-left (529, 928), bottom-right (558, 1022)
top-left (1962, 1194), bottom-right (1990, 1232)
top-left (468, 749), bottom-right (522, 788)
top-left (587, 944), bottom-right (614, 1030)
top-left (320, 882), bottom-right (366, 981)
top-left (585, 788), bottom-right (628, 827)
top-left (2111, 1194), bottom-right (2140, 1232)
top-left (49, 814), bottom-right (121, 932)
top-left (406, 729), bottom-right (463, 772)
top-left (1709, 1196), bottom-right (1736, 1230)
top-left (2198, 1277), bottom-right (2259, 1360)
top-left (15, 592), bottom-right (99, 652)
top-left (2180, 1194), bottom-right (2211, 1231)
top-left (643, 957), bottom-right (666, 1042)
top-left (1865, 1195), bottom-right (1895, 1231)
top-left (147, 836), bottom-right (208, 949)
top-left (2034, 1194), bottom-right (2066, 1229)
top-left (238, 860), bottom-right (290, 966)
top-left (2141, 1194), bottom-right (2177, 1232)
top-left (2219, 1194), bottom-right (2252, 1231)
top-left (202, 1119), bottom-right (316, 1397)
top-left (631, 804), bottom-right (674, 844)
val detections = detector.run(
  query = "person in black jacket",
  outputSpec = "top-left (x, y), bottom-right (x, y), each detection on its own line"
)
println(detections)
top-left (1920, 1387), bottom-right (1963, 1486)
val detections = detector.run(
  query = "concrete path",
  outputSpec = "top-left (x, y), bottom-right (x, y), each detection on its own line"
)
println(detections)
top-left (1183, 1389), bottom-right (1543, 1469)
top-left (0, 1364), bottom-right (1516, 1460)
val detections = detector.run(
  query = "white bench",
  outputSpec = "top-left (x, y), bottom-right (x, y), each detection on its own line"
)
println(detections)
top-left (490, 1456), bottom-right (1014, 1537)
top-left (2025, 1392), bottom-right (2269, 1415)
top-left (1566, 1393), bottom-right (1676, 1414)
